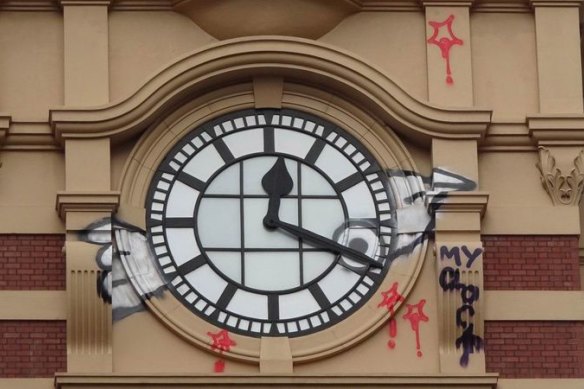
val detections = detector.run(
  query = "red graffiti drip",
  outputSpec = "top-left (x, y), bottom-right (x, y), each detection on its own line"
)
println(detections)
top-left (402, 299), bottom-right (429, 358)
top-left (214, 359), bottom-right (225, 373)
top-left (427, 15), bottom-right (463, 85)
top-left (207, 329), bottom-right (236, 373)
top-left (387, 319), bottom-right (397, 349)
top-left (378, 282), bottom-right (404, 349)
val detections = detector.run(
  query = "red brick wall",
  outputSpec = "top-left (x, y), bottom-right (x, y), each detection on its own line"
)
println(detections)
top-left (0, 320), bottom-right (66, 377)
top-left (485, 321), bottom-right (584, 378)
top-left (0, 234), bottom-right (65, 290)
top-left (482, 235), bottom-right (580, 290)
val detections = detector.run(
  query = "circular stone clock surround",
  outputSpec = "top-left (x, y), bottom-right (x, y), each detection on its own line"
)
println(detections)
top-left (117, 84), bottom-right (428, 363)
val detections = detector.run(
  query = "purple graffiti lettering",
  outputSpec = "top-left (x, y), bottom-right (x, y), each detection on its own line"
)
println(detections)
top-left (455, 323), bottom-right (483, 367)
top-left (439, 246), bottom-right (462, 266)
top-left (455, 304), bottom-right (475, 328)
top-left (461, 246), bottom-right (483, 268)
top-left (438, 266), bottom-right (460, 291)
top-left (460, 283), bottom-right (480, 305)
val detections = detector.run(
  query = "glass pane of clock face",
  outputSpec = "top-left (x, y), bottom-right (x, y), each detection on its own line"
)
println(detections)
top-left (145, 109), bottom-right (397, 337)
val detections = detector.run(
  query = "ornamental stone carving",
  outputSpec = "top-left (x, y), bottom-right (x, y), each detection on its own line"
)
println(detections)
top-left (537, 146), bottom-right (584, 206)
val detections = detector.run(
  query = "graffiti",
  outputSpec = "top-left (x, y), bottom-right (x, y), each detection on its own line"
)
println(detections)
top-left (439, 245), bottom-right (482, 269)
top-left (378, 284), bottom-right (428, 357)
top-left (378, 282), bottom-right (405, 349)
top-left (81, 166), bottom-right (475, 351)
top-left (80, 217), bottom-right (166, 321)
top-left (207, 329), bottom-right (236, 373)
top-left (402, 299), bottom-right (429, 357)
top-left (386, 167), bottom-right (476, 262)
top-left (438, 244), bottom-right (483, 366)
top-left (427, 14), bottom-right (463, 85)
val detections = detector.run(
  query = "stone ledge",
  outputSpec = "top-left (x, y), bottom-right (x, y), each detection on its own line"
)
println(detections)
top-left (54, 373), bottom-right (499, 389)
top-left (56, 191), bottom-right (120, 220)
top-left (427, 191), bottom-right (489, 217)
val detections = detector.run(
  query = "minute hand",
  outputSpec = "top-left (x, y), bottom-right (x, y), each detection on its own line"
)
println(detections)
top-left (270, 219), bottom-right (382, 269)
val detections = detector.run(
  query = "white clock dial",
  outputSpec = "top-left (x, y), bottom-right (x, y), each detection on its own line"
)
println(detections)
top-left (146, 109), bottom-right (397, 337)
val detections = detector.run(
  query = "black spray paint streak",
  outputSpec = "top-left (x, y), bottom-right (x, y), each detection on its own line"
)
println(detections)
top-left (81, 167), bottom-right (476, 323)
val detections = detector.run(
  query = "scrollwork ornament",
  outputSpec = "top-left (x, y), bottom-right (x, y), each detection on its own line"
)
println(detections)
top-left (537, 147), bottom-right (584, 206)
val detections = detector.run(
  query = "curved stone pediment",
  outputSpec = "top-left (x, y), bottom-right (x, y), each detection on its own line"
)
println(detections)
top-left (50, 37), bottom-right (491, 145)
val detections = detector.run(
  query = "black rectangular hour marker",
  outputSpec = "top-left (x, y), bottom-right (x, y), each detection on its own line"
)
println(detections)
top-left (309, 284), bottom-right (331, 308)
top-left (268, 295), bottom-right (279, 321)
top-left (263, 127), bottom-right (275, 153)
top-left (305, 139), bottom-right (326, 164)
top-left (216, 283), bottom-right (238, 309)
top-left (213, 138), bottom-right (235, 163)
top-left (177, 255), bottom-right (206, 276)
top-left (164, 217), bottom-right (195, 228)
top-left (177, 171), bottom-right (205, 191)
top-left (334, 172), bottom-right (363, 192)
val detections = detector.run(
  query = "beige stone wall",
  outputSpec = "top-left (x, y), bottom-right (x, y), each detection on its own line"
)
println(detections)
top-left (1, 1), bottom-right (584, 388)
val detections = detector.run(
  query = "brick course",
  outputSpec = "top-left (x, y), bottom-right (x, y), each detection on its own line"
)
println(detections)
top-left (485, 321), bottom-right (584, 378)
top-left (482, 235), bottom-right (580, 290)
top-left (0, 320), bottom-right (66, 377)
top-left (0, 234), bottom-right (65, 290)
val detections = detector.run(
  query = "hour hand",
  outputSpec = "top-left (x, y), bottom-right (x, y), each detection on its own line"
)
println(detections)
top-left (270, 219), bottom-right (382, 269)
top-left (261, 157), bottom-right (293, 229)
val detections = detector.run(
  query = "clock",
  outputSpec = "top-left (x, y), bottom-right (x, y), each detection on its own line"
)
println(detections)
top-left (145, 109), bottom-right (397, 337)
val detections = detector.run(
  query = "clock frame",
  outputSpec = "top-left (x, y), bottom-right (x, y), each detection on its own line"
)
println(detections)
top-left (145, 109), bottom-right (397, 337)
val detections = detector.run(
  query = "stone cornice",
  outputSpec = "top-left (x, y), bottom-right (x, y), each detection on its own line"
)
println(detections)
top-left (0, 114), bottom-right (10, 146)
top-left (528, 113), bottom-right (584, 146)
top-left (529, 0), bottom-right (583, 6)
top-left (56, 191), bottom-right (120, 220)
top-left (0, 1), bottom-right (60, 11)
top-left (428, 191), bottom-right (489, 217)
top-left (60, 0), bottom-right (111, 5)
top-left (50, 37), bottom-right (491, 147)
top-left (54, 373), bottom-right (499, 388)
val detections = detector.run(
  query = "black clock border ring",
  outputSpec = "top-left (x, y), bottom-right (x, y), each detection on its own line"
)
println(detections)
top-left (145, 108), bottom-right (399, 338)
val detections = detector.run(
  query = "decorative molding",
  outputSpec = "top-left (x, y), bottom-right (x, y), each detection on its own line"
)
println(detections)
top-left (54, 374), bottom-right (499, 388)
top-left (0, 291), bottom-right (67, 320)
top-left (427, 191), bottom-right (489, 217)
top-left (529, 0), bottom-right (583, 7)
top-left (484, 291), bottom-right (584, 321)
top-left (60, 0), bottom-right (111, 5)
top-left (56, 191), bottom-right (120, 219)
top-left (528, 113), bottom-right (584, 146)
top-left (536, 146), bottom-right (584, 205)
top-left (0, 1), bottom-right (60, 11)
top-left (0, 114), bottom-right (9, 149)
top-left (111, 0), bottom-right (172, 10)
top-left (50, 37), bottom-right (492, 147)
top-left (422, 0), bottom-right (474, 7)
top-left (472, 0), bottom-right (532, 12)
top-left (2, 121), bottom-right (59, 151)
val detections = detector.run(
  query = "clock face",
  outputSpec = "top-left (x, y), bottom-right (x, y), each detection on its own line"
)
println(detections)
top-left (145, 109), bottom-right (397, 337)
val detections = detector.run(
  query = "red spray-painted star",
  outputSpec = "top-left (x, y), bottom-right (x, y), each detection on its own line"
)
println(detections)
top-left (427, 14), bottom-right (463, 85)
top-left (402, 299), bottom-right (429, 357)
top-left (378, 282), bottom-right (404, 349)
top-left (207, 329), bottom-right (236, 352)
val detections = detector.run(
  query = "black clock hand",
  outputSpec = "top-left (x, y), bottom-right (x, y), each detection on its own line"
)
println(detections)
top-left (261, 158), bottom-right (381, 269)
top-left (270, 219), bottom-right (382, 269)
top-left (262, 157), bottom-right (294, 229)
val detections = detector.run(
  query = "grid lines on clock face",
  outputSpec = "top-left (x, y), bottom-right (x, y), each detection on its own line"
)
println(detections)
top-left (196, 155), bottom-right (347, 294)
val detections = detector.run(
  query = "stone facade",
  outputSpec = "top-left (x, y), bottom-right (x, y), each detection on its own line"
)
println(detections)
top-left (1, 1), bottom-right (584, 389)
